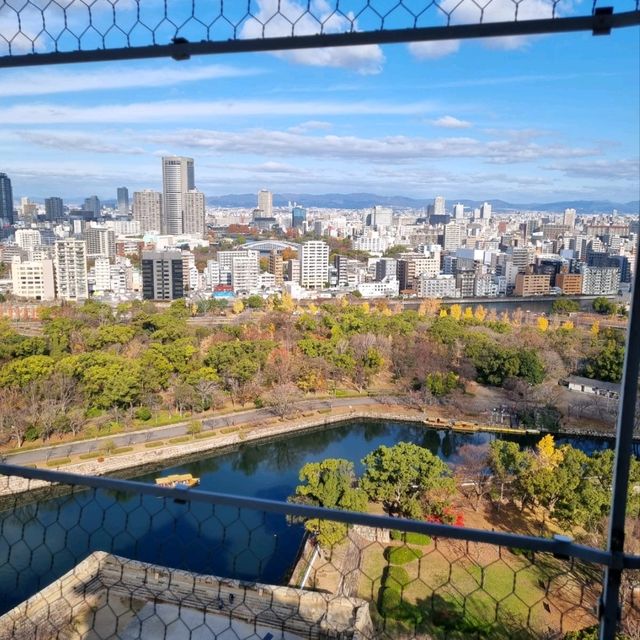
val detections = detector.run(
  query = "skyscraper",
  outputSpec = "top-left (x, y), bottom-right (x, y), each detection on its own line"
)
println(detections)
top-left (0, 173), bottom-right (13, 225)
top-left (453, 203), bottom-right (464, 220)
top-left (291, 205), bottom-right (307, 229)
top-left (480, 202), bottom-right (492, 221)
top-left (257, 189), bottom-right (273, 217)
top-left (162, 156), bottom-right (194, 234)
top-left (117, 187), bottom-right (129, 216)
top-left (434, 196), bottom-right (446, 216)
top-left (44, 197), bottom-right (64, 222)
top-left (183, 189), bottom-right (206, 236)
top-left (133, 190), bottom-right (162, 233)
top-left (54, 238), bottom-right (89, 301)
top-left (84, 196), bottom-right (101, 217)
top-left (563, 208), bottom-right (577, 228)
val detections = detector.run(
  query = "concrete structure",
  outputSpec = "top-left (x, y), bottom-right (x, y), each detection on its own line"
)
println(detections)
top-left (14, 229), bottom-right (41, 254)
top-left (93, 256), bottom-right (112, 292)
top-left (480, 202), bottom-right (492, 221)
top-left (443, 222), bottom-right (463, 251)
top-left (162, 156), bottom-right (195, 234)
top-left (217, 250), bottom-right (259, 285)
top-left (133, 190), bottom-right (163, 233)
top-left (286, 258), bottom-right (300, 283)
top-left (182, 189), bottom-right (206, 237)
top-left (514, 273), bottom-right (551, 296)
top-left (141, 250), bottom-right (184, 300)
top-left (357, 279), bottom-right (399, 298)
top-left (11, 257), bottom-right (55, 301)
top-left (84, 196), bottom-right (101, 217)
top-left (563, 207), bottom-right (576, 228)
top-left (453, 203), bottom-right (464, 220)
top-left (54, 239), bottom-right (88, 301)
top-left (291, 205), bottom-right (306, 229)
top-left (565, 375), bottom-right (620, 399)
top-left (433, 195), bottom-right (446, 216)
top-left (268, 249), bottom-right (284, 285)
top-left (85, 227), bottom-right (115, 259)
top-left (231, 254), bottom-right (260, 293)
top-left (417, 274), bottom-right (457, 298)
top-left (300, 241), bottom-right (329, 289)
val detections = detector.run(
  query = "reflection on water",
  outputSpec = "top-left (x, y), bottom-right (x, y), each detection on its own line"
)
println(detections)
top-left (0, 419), bottom-right (613, 615)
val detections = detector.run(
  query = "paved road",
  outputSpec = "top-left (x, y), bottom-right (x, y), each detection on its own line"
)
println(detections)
top-left (2, 396), bottom-right (388, 466)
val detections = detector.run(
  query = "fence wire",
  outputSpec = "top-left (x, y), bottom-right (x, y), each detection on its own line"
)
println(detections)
top-left (0, 466), bottom-right (638, 640)
top-left (0, 0), bottom-right (639, 67)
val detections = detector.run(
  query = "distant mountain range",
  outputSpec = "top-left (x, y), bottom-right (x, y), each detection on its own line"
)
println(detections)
top-left (206, 193), bottom-right (640, 214)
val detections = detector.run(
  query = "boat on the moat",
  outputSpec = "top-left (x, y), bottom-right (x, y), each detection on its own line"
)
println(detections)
top-left (155, 474), bottom-right (200, 489)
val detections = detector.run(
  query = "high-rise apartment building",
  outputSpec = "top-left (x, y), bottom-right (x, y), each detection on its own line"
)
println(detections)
top-left (480, 202), bottom-right (492, 221)
top-left (15, 229), bottom-right (42, 253)
top-left (434, 196), bottom-right (446, 216)
top-left (44, 197), bottom-right (64, 222)
top-left (85, 227), bottom-right (116, 259)
top-left (231, 254), bottom-right (260, 293)
top-left (257, 189), bottom-right (273, 218)
top-left (11, 257), bottom-right (55, 301)
top-left (268, 250), bottom-right (284, 285)
top-left (300, 241), bottom-right (329, 289)
top-left (580, 265), bottom-right (620, 295)
top-left (162, 156), bottom-right (195, 234)
top-left (141, 250), bottom-right (184, 300)
top-left (453, 203), bottom-right (464, 220)
top-left (117, 187), bottom-right (129, 216)
top-left (54, 238), bottom-right (89, 301)
top-left (443, 222), bottom-right (463, 251)
top-left (183, 189), bottom-right (206, 237)
top-left (133, 190), bottom-right (162, 233)
top-left (0, 173), bottom-right (13, 225)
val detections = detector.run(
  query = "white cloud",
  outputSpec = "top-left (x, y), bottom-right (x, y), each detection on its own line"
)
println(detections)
top-left (1, 99), bottom-right (435, 125)
top-left (240, 0), bottom-right (384, 74)
top-left (547, 159), bottom-right (640, 180)
top-left (409, 40), bottom-right (461, 60)
top-left (431, 116), bottom-right (472, 129)
top-left (0, 64), bottom-right (264, 98)
top-left (288, 120), bottom-right (333, 134)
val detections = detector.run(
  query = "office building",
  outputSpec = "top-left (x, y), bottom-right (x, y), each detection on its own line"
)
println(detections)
top-left (117, 187), bottom-right (129, 216)
top-left (417, 274), bottom-right (457, 298)
top-left (54, 238), bottom-right (89, 301)
top-left (453, 203), bottom-right (464, 220)
top-left (480, 202), bottom-right (492, 221)
top-left (183, 189), bottom-right (206, 237)
top-left (162, 156), bottom-right (195, 234)
top-left (11, 257), bottom-right (55, 301)
top-left (15, 229), bottom-right (42, 253)
top-left (44, 197), bottom-right (64, 222)
top-left (514, 273), bottom-right (551, 296)
top-left (555, 273), bottom-right (583, 295)
top-left (372, 206), bottom-right (393, 228)
top-left (433, 196), bottom-right (446, 216)
top-left (0, 173), bottom-right (13, 225)
top-left (133, 190), bottom-right (163, 233)
top-left (300, 241), bottom-right (329, 289)
top-left (291, 205), bottom-right (307, 229)
top-left (141, 250), bottom-right (184, 300)
top-left (257, 189), bottom-right (273, 218)
top-left (84, 196), bottom-right (101, 217)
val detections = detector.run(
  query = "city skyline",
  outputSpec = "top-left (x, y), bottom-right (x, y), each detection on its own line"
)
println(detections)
top-left (1, 18), bottom-right (638, 203)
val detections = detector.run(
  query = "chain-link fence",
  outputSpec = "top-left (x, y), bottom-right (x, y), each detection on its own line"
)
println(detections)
top-left (0, 463), bottom-right (638, 639)
top-left (1, 0), bottom-right (639, 66)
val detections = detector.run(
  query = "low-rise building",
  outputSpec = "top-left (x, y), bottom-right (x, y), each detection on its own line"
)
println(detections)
top-left (514, 273), bottom-right (550, 296)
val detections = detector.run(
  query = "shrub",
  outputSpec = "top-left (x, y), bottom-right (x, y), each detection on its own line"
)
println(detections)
top-left (385, 546), bottom-right (423, 565)
top-left (112, 446), bottom-right (133, 455)
top-left (79, 451), bottom-right (101, 460)
top-left (144, 441), bottom-right (164, 448)
top-left (390, 530), bottom-right (432, 546)
top-left (135, 406), bottom-right (152, 421)
top-left (384, 566), bottom-right (410, 589)
top-left (379, 587), bottom-right (401, 614)
top-left (194, 431), bottom-right (218, 440)
top-left (100, 439), bottom-right (116, 454)
top-left (220, 426), bottom-right (239, 434)
top-left (46, 457), bottom-right (72, 467)
top-left (168, 436), bottom-right (190, 444)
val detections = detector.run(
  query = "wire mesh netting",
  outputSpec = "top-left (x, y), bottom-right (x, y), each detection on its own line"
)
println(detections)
top-left (0, 469), bottom-right (638, 639)
top-left (0, 0), bottom-right (639, 61)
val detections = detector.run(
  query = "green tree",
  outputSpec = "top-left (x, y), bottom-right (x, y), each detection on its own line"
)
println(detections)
top-left (592, 296), bottom-right (617, 315)
top-left (0, 355), bottom-right (55, 388)
top-left (291, 459), bottom-right (368, 547)
top-left (551, 298), bottom-right (580, 314)
top-left (584, 339), bottom-right (624, 382)
top-left (245, 295), bottom-right (265, 309)
top-left (517, 349), bottom-right (546, 385)
top-left (425, 371), bottom-right (459, 397)
top-left (361, 443), bottom-right (453, 518)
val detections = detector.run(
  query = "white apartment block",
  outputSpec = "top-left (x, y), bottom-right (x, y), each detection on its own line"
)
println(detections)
top-left (11, 257), bottom-right (55, 301)
top-left (15, 229), bottom-right (41, 253)
top-left (205, 260), bottom-right (220, 289)
top-left (93, 256), bottom-right (112, 292)
top-left (183, 189), bottom-right (206, 237)
top-left (417, 274), bottom-right (458, 299)
top-left (54, 238), bottom-right (89, 301)
top-left (353, 234), bottom-right (391, 254)
top-left (85, 227), bottom-right (115, 259)
top-left (357, 279), bottom-right (399, 298)
top-left (217, 250), bottom-right (259, 285)
top-left (133, 190), bottom-right (162, 234)
top-left (231, 255), bottom-right (260, 293)
top-left (300, 241), bottom-right (329, 290)
top-left (443, 222), bottom-right (464, 251)
top-left (580, 266), bottom-right (621, 295)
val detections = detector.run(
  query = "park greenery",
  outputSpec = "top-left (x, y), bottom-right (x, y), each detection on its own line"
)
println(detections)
top-left (0, 296), bottom-right (628, 448)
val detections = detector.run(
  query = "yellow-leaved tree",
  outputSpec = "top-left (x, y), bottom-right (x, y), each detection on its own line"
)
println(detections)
top-left (537, 317), bottom-right (549, 332)
top-left (231, 299), bottom-right (244, 315)
top-left (536, 434), bottom-right (564, 468)
top-left (474, 305), bottom-right (487, 322)
top-left (450, 304), bottom-right (462, 320)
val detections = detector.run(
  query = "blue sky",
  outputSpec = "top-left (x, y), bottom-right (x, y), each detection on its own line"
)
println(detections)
top-left (0, 0), bottom-right (638, 204)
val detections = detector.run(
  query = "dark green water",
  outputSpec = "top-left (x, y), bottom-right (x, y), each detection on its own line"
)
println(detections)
top-left (0, 420), bottom-right (612, 615)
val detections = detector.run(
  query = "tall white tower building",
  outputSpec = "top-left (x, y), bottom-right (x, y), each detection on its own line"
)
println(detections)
top-left (563, 208), bottom-right (577, 228)
top-left (257, 189), bottom-right (273, 217)
top-left (183, 189), bottom-right (206, 237)
top-left (434, 196), bottom-right (446, 216)
top-left (480, 202), bottom-right (492, 221)
top-left (300, 240), bottom-right (329, 290)
top-left (453, 203), bottom-right (464, 220)
top-left (54, 238), bottom-right (88, 301)
top-left (162, 156), bottom-right (194, 234)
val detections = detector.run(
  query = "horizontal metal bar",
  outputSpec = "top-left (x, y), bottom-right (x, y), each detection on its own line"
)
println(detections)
top-left (0, 11), bottom-right (638, 68)
top-left (3, 463), bottom-right (638, 569)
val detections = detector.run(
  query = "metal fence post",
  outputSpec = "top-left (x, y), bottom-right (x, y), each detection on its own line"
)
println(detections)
top-left (600, 232), bottom-right (640, 640)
